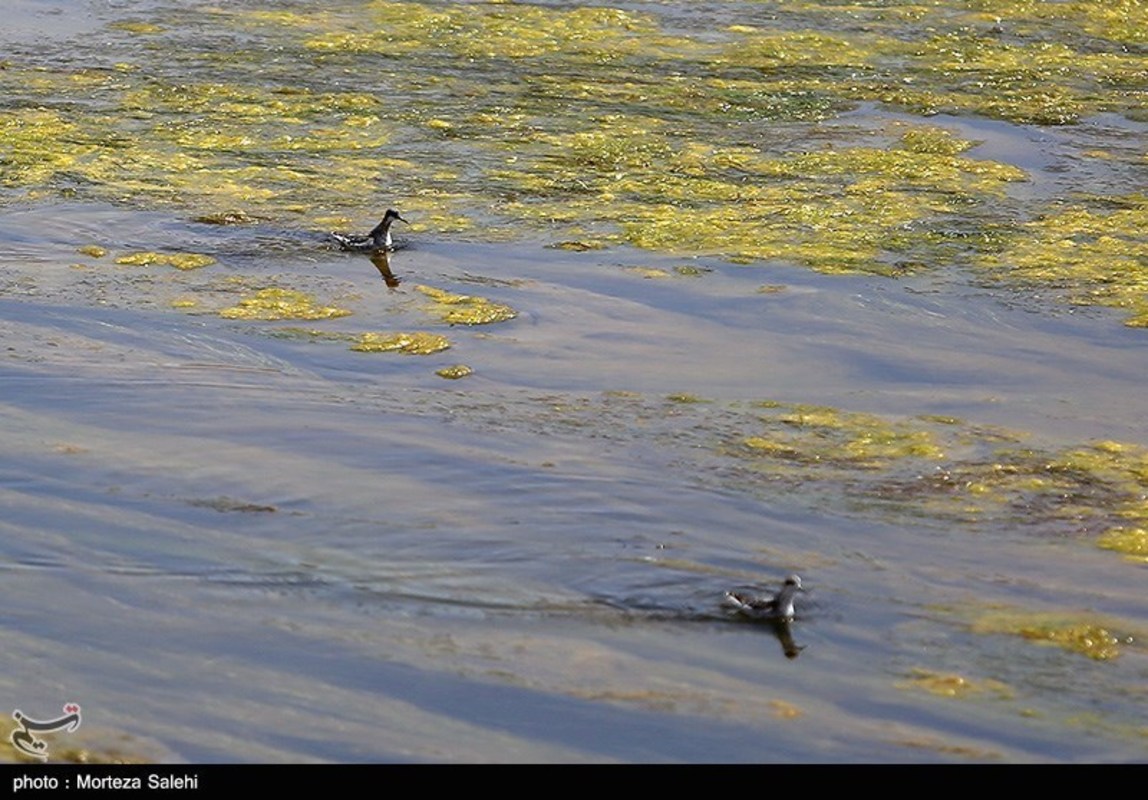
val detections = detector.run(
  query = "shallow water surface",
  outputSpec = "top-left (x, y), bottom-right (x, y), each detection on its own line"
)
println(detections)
top-left (1, 0), bottom-right (1147, 763)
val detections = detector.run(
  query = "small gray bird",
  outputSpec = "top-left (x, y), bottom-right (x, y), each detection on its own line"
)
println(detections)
top-left (331, 209), bottom-right (408, 252)
top-left (724, 574), bottom-right (804, 621)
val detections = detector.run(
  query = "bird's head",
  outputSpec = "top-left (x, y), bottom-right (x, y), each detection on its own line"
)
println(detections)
top-left (783, 574), bottom-right (804, 592)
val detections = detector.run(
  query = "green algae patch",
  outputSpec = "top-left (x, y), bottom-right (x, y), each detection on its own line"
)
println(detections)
top-left (351, 332), bottom-right (451, 354)
top-left (1097, 527), bottom-right (1148, 562)
top-left (109, 21), bottom-right (164, 35)
top-left (667, 393), bottom-right (708, 405)
top-left (115, 251), bottom-right (217, 270)
top-left (195, 210), bottom-right (259, 225)
top-left (415, 285), bottom-right (517, 326)
top-left (674, 265), bottom-right (709, 277)
top-left (547, 241), bottom-right (608, 252)
top-left (0, 108), bottom-right (94, 187)
top-left (2, 0), bottom-right (1146, 320)
top-left (501, 120), bottom-right (1029, 275)
top-left (77, 245), bottom-right (107, 259)
top-left (304, 3), bottom-right (679, 62)
top-left (265, 327), bottom-right (349, 342)
top-left (436, 364), bottom-right (474, 379)
top-left (901, 669), bottom-right (1012, 700)
top-left (976, 196), bottom-right (1148, 328)
top-left (219, 288), bottom-right (351, 321)
top-left (267, 327), bottom-right (454, 355)
top-left (625, 267), bottom-right (672, 279)
top-left (722, 4), bottom-right (1148, 125)
top-left (973, 613), bottom-right (1126, 661)
top-left (723, 403), bottom-right (1148, 542)
top-left (768, 404), bottom-right (946, 465)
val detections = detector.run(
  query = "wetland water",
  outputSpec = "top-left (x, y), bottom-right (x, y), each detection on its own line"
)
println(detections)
top-left (1, 0), bottom-right (1146, 763)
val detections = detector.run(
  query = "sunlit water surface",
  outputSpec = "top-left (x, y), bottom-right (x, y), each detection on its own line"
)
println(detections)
top-left (1, 0), bottom-right (1146, 763)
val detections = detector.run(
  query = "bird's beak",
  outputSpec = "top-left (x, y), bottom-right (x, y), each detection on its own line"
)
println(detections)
top-left (396, 214), bottom-right (409, 224)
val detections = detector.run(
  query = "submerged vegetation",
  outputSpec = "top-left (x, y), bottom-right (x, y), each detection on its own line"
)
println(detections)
top-left (0, 0), bottom-right (1144, 318)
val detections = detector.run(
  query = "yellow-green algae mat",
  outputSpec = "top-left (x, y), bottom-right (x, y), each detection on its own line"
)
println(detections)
top-left (2, 1), bottom-right (1145, 322)
top-left (415, 285), bottom-right (518, 326)
top-left (212, 281), bottom-right (516, 361)
top-left (561, 392), bottom-right (1148, 668)
top-left (352, 331), bottom-right (451, 355)
top-left (267, 327), bottom-right (453, 356)
top-left (114, 252), bottom-right (217, 270)
top-left (72, 246), bottom-right (216, 271)
top-left (555, 394), bottom-right (1148, 566)
top-left (218, 288), bottom-right (352, 321)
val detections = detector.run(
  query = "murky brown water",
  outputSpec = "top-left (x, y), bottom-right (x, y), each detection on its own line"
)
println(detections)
top-left (1, 1), bottom-right (1146, 763)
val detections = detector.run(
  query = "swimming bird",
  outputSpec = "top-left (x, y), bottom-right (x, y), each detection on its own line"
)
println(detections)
top-left (331, 209), bottom-right (409, 252)
top-left (723, 574), bottom-right (804, 621)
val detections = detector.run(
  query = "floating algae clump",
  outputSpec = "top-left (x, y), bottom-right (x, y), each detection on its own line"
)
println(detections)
top-left (1097, 527), bottom-right (1148, 561)
top-left (4, 0), bottom-right (1145, 322)
top-left (500, 120), bottom-right (1029, 275)
top-left (723, 401), bottom-right (1148, 536)
top-left (115, 251), bottom-right (217, 270)
top-left (351, 332), bottom-right (451, 354)
top-left (973, 613), bottom-right (1125, 661)
top-left (748, 404), bottom-right (947, 465)
top-left (219, 288), bottom-right (351, 320)
top-left (0, 108), bottom-right (90, 187)
top-left (902, 669), bottom-right (1012, 699)
top-left (305, 3), bottom-right (669, 61)
top-left (977, 196), bottom-right (1148, 328)
top-left (415, 285), bottom-right (517, 325)
top-left (436, 364), bottom-right (473, 379)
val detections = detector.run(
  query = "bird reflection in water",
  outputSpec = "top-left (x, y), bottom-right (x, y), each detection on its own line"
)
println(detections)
top-left (369, 249), bottom-right (402, 290)
top-left (768, 618), bottom-right (805, 659)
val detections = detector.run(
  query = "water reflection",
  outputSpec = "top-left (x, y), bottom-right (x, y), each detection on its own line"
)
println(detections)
top-left (369, 249), bottom-right (402, 290)
top-left (770, 619), bottom-right (805, 661)
top-left (723, 611), bottom-right (806, 660)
